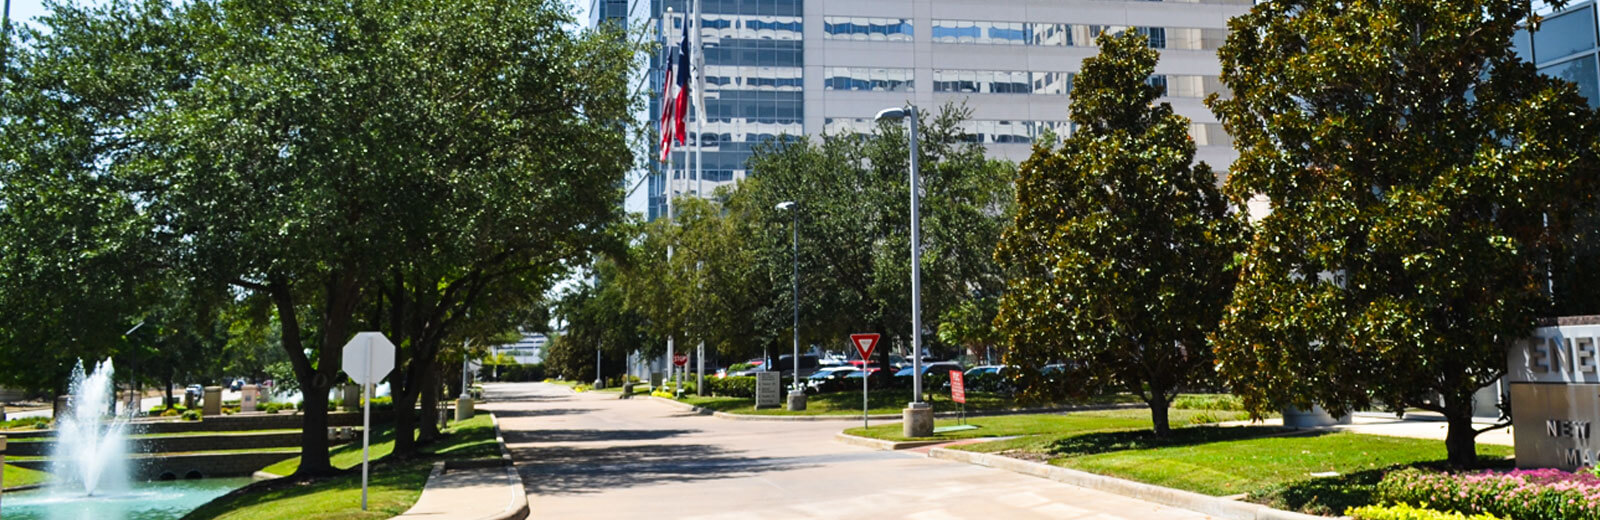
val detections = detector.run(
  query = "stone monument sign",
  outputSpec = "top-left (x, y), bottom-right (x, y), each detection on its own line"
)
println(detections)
top-left (1508, 317), bottom-right (1600, 469)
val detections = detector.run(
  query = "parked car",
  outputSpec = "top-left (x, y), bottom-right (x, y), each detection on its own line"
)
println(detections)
top-left (894, 362), bottom-right (964, 380)
top-left (767, 354), bottom-right (820, 378)
top-left (842, 367), bottom-right (882, 380)
top-left (185, 384), bottom-right (204, 401)
top-left (806, 366), bottom-right (860, 392)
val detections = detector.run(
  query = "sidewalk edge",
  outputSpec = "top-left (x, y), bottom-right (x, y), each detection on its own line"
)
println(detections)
top-left (832, 432), bottom-right (947, 451)
top-left (923, 447), bottom-right (1341, 520)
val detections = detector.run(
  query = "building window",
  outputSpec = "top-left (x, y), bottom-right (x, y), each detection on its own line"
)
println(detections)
top-left (1137, 27), bottom-right (1167, 48)
top-left (934, 70), bottom-right (1031, 94)
top-left (932, 20), bottom-right (1028, 45)
top-left (1534, 6), bottom-right (1596, 63)
top-left (823, 17), bottom-right (914, 42)
top-left (1540, 55), bottom-right (1600, 109)
top-left (824, 67), bottom-right (915, 92)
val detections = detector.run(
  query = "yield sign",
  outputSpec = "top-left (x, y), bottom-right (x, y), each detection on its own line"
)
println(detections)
top-left (850, 333), bottom-right (880, 361)
top-left (342, 332), bottom-right (396, 386)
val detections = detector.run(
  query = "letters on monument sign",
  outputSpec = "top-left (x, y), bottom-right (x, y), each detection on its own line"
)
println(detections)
top-left (1508, 321), bottom-right (1600, 470)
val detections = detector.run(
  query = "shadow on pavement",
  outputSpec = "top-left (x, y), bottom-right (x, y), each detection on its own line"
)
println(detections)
top-left (503, 428), bottom-right (700, 443)
top-left (491, 408), bottom-right (593, 418)
top-left (513, 442), bottom-right (812, 495)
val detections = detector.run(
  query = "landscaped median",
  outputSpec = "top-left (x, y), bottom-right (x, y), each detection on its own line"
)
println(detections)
top-left (182, 414), bottom-right (501, 520)
top-left (644, 387), bottom-right (1142, 418)
top-left (839, 409), bottom-right (1522, 519)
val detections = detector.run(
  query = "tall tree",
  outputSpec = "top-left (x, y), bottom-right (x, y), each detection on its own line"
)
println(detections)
top-left (995, 31), bottom-right (1241, 435)
top-left (1209, 0), bottom-right (1600, 465)
top-left (0, 0), bottom-right (638, 474)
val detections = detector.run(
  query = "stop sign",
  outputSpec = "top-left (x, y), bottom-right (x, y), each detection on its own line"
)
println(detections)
top-left (673, 352), bottom-right (689, 366)
top-left (342, 332), bottom-right (396, 385)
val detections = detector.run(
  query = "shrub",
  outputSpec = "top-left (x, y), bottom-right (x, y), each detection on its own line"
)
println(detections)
top-left (650, 390), bottom-right (674, 399)
top-left (704, 376), bottom-right (756, 398)
top-left (728, 363), bottom-right (756, 373)
top-left (181, 410), bottom-right (202, 421)
top-left (161, 408), bottom-right (182, 417)
top-left (495, 363), bottom-right (545, 382)
top-left (1376, 468), bottom-right (1600, 520)
top-left (1173, 394), bottom-right (1245, 411)
top-left (148, 404), bottom-right (188, 414)
top-left (1347, 503), bottom-right (1504, 520)
top-left (0, 416), bottom-right (51, 430)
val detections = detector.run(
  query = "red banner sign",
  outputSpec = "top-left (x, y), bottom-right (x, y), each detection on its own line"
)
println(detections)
top-left (673, 352), bottom-right (689, 366)
top-left (949, 370), bottom-right (966, 404)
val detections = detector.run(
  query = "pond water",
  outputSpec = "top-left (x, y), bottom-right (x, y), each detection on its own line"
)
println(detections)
top-left (1, 477), bottom-right (252, 520)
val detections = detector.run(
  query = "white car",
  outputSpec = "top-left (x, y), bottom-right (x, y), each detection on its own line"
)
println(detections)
top-left (805, 366), bottom-right (861, 390)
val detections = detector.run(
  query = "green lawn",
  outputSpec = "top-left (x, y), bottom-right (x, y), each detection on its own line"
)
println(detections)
top-left (668, 390), bottom-right (1138, 417)
top-left (185, 414), bottom-right (498, 520)
top-left (5, 463), bottom-right (48, 488)
top-left (260, 414), bottom-right (496, 477)
top-left (1035, 429), bottom-right (1511, 498)
top-left (843, 408), bottom-right (1249, 442)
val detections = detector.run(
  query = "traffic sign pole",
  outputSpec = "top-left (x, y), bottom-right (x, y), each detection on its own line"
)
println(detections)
top-left (361, 367), bottom-right (370, 510)
top-left (341, 332), bottom-right (394, 512)
top-left (849, 333), bottom-right (880, 430)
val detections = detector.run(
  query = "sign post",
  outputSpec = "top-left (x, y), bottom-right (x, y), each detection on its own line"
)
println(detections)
top-left (949, 369), bottom-right (966, 425)
top-left (850, 333), bottom-right (880, 429)
top-left (341, 332), bottom-right (396, 511)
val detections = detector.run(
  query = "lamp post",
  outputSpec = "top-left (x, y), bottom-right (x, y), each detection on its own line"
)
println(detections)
top-left (874, 105), bottom-right (932, 438)
top-left (777, 201), bottom-right (804, 410)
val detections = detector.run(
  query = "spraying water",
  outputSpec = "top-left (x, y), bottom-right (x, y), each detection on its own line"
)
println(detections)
top-left (50, 359), bottom-right (130, 498)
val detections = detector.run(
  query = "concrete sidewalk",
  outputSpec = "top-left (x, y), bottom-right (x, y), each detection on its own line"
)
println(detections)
top-left (393, 462), bottom-right (528, 520)
top-left (1219, 413), bottom-right (1515, 446)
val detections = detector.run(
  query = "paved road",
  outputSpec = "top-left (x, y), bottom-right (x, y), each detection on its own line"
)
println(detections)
top-left (483, 382), bottom-right (1213, 520)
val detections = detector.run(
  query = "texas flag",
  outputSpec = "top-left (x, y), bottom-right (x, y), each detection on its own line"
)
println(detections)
top-left (658, 21), bottom-right (692, 163)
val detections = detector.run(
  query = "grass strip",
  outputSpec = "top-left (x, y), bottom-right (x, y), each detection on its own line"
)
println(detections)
top-left (844, 409), bottom-right (1251, 442)
top-left (4, 463), bottom-right (49, 488)
top-left (184, 414), bottom-right (497, 520)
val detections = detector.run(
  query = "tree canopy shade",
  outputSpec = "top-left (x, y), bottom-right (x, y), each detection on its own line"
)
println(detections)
top-left (995, 31), bottom-right (1241, 435)
top-left (0, 0), bottom-right (639, 475)
top-left (1208, 0), bottom-right (1600, 466)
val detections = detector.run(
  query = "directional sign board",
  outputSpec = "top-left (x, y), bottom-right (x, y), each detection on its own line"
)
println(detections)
top-left (342, 332), bottom-right (396, 385)
top-left (673, 352), bottom-right (689, 367)
top-left (949, 370), bottom-right (967, 404)
top-left (850, 333), bottom-right (880, 361)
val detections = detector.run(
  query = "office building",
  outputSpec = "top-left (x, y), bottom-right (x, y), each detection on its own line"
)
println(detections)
top-left (632, 0), bottom-right (1253, 220)
top-left (1515, 1), bottom-right (1600, 108)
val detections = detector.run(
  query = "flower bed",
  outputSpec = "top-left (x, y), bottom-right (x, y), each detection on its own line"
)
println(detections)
top-left (1376, 468), bottom-right (1600, 520)
top-left (1347, 503), bottom-right (1502, 520)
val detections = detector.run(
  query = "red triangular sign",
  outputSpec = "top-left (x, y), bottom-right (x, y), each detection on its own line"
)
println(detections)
top-left (850, 333), bottom-right (880, 361)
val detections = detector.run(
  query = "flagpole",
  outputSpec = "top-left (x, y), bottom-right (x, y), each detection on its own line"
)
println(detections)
top-left (661, 8), bottom-right (674, 392)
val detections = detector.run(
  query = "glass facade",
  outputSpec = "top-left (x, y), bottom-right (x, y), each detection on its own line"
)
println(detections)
top-left (1515, 2), bottom-right (1600, 110)
top-left (824, 67), bottom-right (914, 92)
top-left (823, 17), bottom-right (914, 41)
top-left (649, 0), bottom-right (805, 220)
top-left (933, 20), bottom-right (1224, 50)
top-left (933, 70), bottom-right (1223, 99)
top-left (824, 118), bottom-right (1224, 146)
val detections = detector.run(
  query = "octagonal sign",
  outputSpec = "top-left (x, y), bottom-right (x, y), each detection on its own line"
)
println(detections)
top-left (342, 332), bottom-right (396, 385)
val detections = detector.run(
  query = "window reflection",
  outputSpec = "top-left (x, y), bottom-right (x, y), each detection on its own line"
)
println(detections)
top-left (823, 17), bottom-right (914, 42)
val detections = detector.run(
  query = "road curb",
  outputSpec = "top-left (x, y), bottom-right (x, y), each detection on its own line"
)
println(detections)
top-left (641, 395), bottom-right (1141, 422)
top-left (923, 448), bottom-right (1340, 520)
top-left (484, 411), bottom-right (530, 520)
top-left (832, 432), bottom-right (947, 451)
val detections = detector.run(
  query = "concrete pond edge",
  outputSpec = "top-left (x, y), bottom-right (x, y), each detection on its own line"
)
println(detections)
top-left (641, 394), bottom-right (1143, 422)
top-left (917, 447), bottom-right (1343, 520)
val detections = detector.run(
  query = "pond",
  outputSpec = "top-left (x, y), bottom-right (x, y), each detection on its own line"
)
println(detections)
top-left (1, 477), bottom-right (252, 520)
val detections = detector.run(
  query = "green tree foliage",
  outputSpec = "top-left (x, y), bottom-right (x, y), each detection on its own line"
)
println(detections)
top-left (730, 104), bottom-right (1015, 374)
top-left (996, 31), bottom-right (1241, 435)
top-left (549, 256), bottom-right (650, 382)
top-left (0, 0), bottom-right (637, 474)
top-left (1208, 0), bottom-right (1600, 466)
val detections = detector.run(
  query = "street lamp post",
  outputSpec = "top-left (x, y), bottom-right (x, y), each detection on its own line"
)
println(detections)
top-left (874, 105), bottom-right (932, 438)
top-left (777, 201), bottom-right (805, 411)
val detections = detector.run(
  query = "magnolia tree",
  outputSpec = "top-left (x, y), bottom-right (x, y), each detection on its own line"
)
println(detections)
top-left (996, 31), bottom-right (1241, 435)
top-left (1209, 0), bottom-right (1600, 466)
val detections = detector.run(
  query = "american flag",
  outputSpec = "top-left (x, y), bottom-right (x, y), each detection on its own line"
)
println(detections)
top-left (659, 21), bottom-right (692, 162)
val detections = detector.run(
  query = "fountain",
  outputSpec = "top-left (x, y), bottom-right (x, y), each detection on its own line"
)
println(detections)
top-left (50, 359), bottom-right (130, 497)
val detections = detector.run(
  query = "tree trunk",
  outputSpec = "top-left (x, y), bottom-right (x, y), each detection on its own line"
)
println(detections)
top-left (392, 386), bottom-right (421, 458)
top-left (419, 361), bottom-right (442, 442)
top-left (1149, 393), bottom-right (1172, 437)
top-left (165, 375), bottom-right (175, 410)
top-left (295, 382), bottom-right (335, 477)
top-left (1444, 408), bottom-right (1479, 468)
